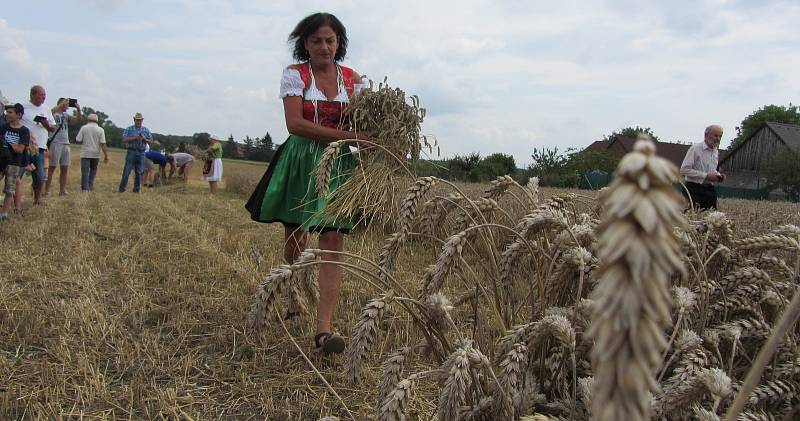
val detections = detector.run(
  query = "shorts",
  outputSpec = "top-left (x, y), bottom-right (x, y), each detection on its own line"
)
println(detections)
top-left (143, 158), bottom-right (155, 172)
top-left (49, 143), bottom-right (71, 167)
top-left (2, 165), bottom-right (22, 195)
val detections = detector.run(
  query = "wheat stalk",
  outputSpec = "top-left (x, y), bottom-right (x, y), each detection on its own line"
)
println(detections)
top-left (315, 140), bottom-right (344, 196)
top-left (734, 234), bottom-right (799, 253)
top-left (493, 343), bottom-right (527, 419)
top-left (247, 249), bottom-right (319, 330)
top-left (589, 138), bottom-right (686, 421)
top-left (397, 177), bottom-right (439, 234)
top-left (345, 294), bottom-right (393, 383)
top-left (437, 343), bottom-right (474, 421)
top-left (375, 346), bottom-right (413, 416)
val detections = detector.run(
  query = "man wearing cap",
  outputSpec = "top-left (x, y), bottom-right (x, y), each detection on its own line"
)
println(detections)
top-left (0, 103), bottom-right (32, 221)
top-left (75, 113), bottom-right (108, 192)
top-left (118, 112), bottom-right (153, 193)
top-left (46, 97), bottom-right (82, 196)
top-left (21, 85), bottom-right (56, 205)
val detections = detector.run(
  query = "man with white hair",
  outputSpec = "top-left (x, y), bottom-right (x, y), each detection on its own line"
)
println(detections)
top-left (21, 85), bottom-right (55, 205)
top-left (75, 113), bottom-right (108, 192)
top-left (680, 124), bottom-right (726, 210)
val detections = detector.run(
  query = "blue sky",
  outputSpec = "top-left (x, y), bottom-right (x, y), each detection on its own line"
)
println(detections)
top-left (2, 0), bottom-right (798, 165)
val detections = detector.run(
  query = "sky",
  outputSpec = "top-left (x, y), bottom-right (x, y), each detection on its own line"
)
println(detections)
top-left (1, 0), bottom-right (798, 166)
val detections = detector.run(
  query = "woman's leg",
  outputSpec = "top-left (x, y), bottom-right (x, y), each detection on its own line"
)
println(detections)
top-left (284, 225), bottom-right (308, 314)
top-left (316, 231), bottom-right (344, 335)
top-left (209, 180), bottom-right (217, 194)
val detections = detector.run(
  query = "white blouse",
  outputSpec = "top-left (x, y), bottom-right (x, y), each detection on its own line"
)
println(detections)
top-left (279, 67), bottom-right (367, 101)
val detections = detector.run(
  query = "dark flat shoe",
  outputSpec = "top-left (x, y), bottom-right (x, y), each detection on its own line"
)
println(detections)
top-left (314, 332), bottom-right (345, 355)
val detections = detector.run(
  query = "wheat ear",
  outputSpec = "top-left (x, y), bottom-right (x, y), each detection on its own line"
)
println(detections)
top-left (589, 138), bottom-right (686, 421)
top-left (437, 344), bottom-right (474, 421)
top-left (315, 140), bottom-right (344, 196)
top-left (345, 294), bottom-right (393, 383)
top-left (248, 249), bottom-right (319, 330)
top-left (493, 343), bottom-right (527, 419)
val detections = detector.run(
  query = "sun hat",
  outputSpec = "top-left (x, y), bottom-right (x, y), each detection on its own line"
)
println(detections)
top-left (88, 113), bottom-right (99, 122)
top-left (133, 112), bottom-right (144, 120)
top-left (210, 133), bottom-right (221, 141)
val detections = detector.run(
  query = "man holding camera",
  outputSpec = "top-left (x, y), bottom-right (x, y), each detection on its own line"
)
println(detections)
top-left (118, 112), bottom-right (153, 193)
top-left (680, 124), bottom-right (725, 210)
top-left (21, 85), bottom-right (55, 206)
top-left (46, 97), bottom-right (81, 196)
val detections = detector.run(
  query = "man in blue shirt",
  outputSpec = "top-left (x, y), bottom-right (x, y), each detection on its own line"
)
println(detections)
top-left (118, 112), bottom-right (153, 193)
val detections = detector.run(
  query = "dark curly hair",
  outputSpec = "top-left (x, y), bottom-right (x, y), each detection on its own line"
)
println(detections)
top-left (289, 13), bottom-right (348, 62)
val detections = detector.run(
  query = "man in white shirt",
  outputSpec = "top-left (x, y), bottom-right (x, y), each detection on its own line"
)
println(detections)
top-left (21, 85), bottom-right (55, 206)
top-left (75, 113), bottom-right (108, 192)
top-left (680, 124), bottom-right (726, 210)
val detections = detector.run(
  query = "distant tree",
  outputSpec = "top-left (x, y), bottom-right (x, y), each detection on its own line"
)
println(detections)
top-left (528, 147), bottom-right (570, 186)
top-left (446, 152), bottom-right (481, 181)
top-left (604, 126), bottom-right (660, 142)
top-left (243, 136), bottom-right (255, 159)
top-left (193, 132), bottom-right (211, 150)
top-left (765, 150), bottom-right (800, 202)
top-left (730, 104), bottom-right (800, 150)
top-left (223, 134), bottom-right (238, 158)
top-left (563, 150), bottom-right (620, 187)
top-left (249, 132), bottom-right (275, 162)
top-left (261, 132), bottom-right (273, 151)
top-left (477, 153), bottom-right (517, 181)
top-left (65, 106), bottom-right (123, 147)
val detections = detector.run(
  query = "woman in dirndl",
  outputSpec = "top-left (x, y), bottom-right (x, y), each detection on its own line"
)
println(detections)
top-left (245, 12), bottom-right (369, 354)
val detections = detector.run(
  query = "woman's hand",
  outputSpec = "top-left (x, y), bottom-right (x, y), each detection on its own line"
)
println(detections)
top-left (347, 131), bottom-right (375, 151)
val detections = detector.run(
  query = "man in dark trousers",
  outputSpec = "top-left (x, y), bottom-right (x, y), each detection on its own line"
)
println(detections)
top-left (680, 124), bottom-right (725, 210)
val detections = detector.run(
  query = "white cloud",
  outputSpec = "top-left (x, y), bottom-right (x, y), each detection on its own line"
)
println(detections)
top-left (1, 1), bottom-right (798, 166)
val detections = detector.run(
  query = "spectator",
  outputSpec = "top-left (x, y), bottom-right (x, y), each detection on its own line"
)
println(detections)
top-left (75, 113), bottom-right (108, 192)
top-left (46, 98), bottom-right (81, 196)
top-left (21, 85), bottom-right (55, 206)
top-left (680, 124), bottom-right (725, 210)
top-left (0, 103), bottom-right (32, 221)
top-left (0, 90), bottom-right (8, 126)
top-left (168, 152), bottom-right (194, 182)
top-left (203, 133), bottom-right (223, 194)
top-left (118, 112), bottom-right (153, 193)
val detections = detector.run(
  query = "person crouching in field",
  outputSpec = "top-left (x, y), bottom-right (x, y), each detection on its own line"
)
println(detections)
top-left (0, 103), bottom-right (32, 221)
top-left (144, 149), bottom-right (171, 187)
top-left (75, 113), bottom-right (108, 192)
top-left (203, 134), bottom-right (223, 194)
top-left (167, 152), bottom-right (194, 182)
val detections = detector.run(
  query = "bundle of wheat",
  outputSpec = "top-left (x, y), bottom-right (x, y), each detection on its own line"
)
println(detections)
top-left (315, 78), bottom-right (435, 230)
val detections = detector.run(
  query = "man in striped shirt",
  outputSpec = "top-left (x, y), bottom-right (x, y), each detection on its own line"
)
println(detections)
top-left (118, 112), bottom-right (153, 193)
top-left (680, 125), bottom-right (726, 210)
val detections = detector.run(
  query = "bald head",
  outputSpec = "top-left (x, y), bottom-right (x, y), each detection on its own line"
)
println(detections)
top-left (29, 85), bottom-right (46, 106)
top-left (704, 125), bottom-right (723, 149)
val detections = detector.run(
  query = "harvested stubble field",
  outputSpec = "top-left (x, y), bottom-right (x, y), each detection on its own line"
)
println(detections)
top-left (1, 145), bottom-right (800, 420)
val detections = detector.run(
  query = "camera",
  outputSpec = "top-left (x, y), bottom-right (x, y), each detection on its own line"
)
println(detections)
top-left (69, 98), bottom-right (78, 108)
top-left (33, 115), bottom-right (47, 124)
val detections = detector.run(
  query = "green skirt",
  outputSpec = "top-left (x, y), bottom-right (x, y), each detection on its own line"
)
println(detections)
top-left (245, 134), bottom-right (355, 233)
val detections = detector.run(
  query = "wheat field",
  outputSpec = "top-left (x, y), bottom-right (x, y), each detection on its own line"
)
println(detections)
top-left (1, 145), bottom-right (799, 420)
